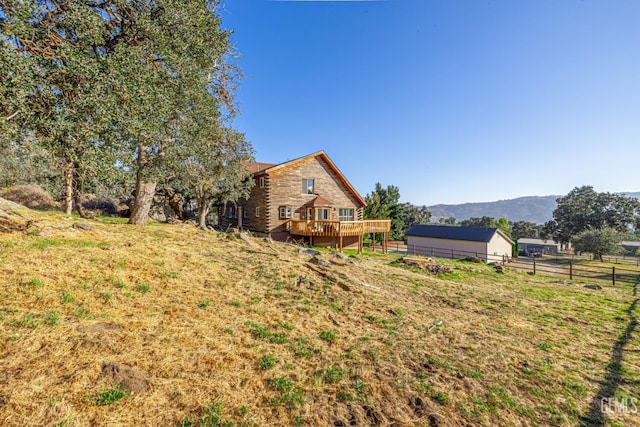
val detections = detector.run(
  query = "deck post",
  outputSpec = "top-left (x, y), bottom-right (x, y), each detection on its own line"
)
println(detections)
top-left (339, 235), bottom-right (343, 253)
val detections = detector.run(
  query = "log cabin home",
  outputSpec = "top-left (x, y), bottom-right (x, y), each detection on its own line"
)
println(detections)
top-left (218, 151), bottom-right (390, 252)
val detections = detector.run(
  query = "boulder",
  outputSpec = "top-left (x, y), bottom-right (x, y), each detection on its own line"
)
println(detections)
top-left (299, 248), bottom-right (321, 256)
top-left (0, 197), bottom-right (33, 233)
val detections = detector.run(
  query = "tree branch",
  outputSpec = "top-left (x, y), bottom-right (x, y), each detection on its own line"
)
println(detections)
top-left (3, 111), bottom-right (20, 121)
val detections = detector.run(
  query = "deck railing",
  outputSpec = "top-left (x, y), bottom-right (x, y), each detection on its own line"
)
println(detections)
top-left (287, 219), bottom-right (391, 237)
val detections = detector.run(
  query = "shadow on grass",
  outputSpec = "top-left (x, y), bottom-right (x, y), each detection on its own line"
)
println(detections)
top-left (580, 278), bottom-right (639, 426)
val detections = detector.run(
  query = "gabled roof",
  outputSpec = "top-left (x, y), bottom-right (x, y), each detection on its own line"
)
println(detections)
top-left (518, 238), bottom-right (560, 246)
top-left (253, 151), bottom-right (366, 207)
top-left (406, 224), bottom-right (513, 244)
top-left (306, 196), bottom-right (334, 207)
top-left (245, 161), bottom-right (276, 174)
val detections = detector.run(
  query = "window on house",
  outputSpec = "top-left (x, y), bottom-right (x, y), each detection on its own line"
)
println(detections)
top-left (338, 208), bottom-right (355, 221)
top-left (302, 178), bottom-right (314, 195)
top-left (317, 208), bottom-right (330, 221)
top-left (255, 206), bottom-right (260, 217)
top-left (279, 206), bottom-right (293, 219)
top-left (227, 206), bottom-right (234, 219)
top-left (258, 177), bottom-right (265, 187)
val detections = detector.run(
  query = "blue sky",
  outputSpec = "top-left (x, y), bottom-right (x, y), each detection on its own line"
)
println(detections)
top-left (220, 0), bottom-right (640, 205)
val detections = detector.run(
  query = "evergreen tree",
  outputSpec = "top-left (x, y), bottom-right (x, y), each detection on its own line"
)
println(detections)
top-left (364, 183), bottom-right (404, 240)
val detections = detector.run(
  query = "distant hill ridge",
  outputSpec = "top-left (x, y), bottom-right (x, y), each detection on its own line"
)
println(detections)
top-left (428, 192), bottom-right (640, 224)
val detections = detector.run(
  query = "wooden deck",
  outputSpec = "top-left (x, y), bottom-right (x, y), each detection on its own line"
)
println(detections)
top-left (287, 219), bottom-right (390, 237)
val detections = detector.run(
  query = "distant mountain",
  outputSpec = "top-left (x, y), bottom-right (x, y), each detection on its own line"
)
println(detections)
top-left (428, 192), bottom-right (640, 224)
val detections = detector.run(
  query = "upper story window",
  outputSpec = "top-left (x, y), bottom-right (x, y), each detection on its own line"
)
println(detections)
top-left (255, 206), bottom-right (261, 217)
top-left (258, 177), bottom-right (265, 187)
top-left (302, 178), bottom-right (314, 195)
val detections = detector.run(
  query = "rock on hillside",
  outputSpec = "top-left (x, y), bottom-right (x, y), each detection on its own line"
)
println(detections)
top-left (0, 197), bottom-right (33, 232)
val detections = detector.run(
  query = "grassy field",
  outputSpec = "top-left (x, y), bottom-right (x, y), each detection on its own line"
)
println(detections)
top-left (0, 209), bottom-right (639, 426)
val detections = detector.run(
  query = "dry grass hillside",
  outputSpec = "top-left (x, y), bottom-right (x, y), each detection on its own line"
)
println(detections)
top-left (0, 208), bottom-right (639, 426)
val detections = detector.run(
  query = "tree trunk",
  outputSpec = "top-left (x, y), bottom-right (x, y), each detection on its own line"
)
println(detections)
top-left (129, 180), bottom-right (156, 225)
top-left (196, 188), bottom-right (209, 230)
top-left (197, 204), bottom-right (208, 229)
top-left (128, 145), bottom-right (156, 226)
top-left (64, 161), bottom-right (74, 216)
top-left (73, 191), bottom-right (88, 218)
top-left (72, 164), bottom-right (88, 218)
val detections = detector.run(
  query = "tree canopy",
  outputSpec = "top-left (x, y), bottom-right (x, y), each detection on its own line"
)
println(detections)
top-left (402, 203), bottom-right (431, 235)
top-left (572, 227), bottom-right (624, 261)
top-left (0, 0), bottom-right (247, 225)
top-left (364, 183), bottom-right (405, 240)
top-left (542, 186), bottom-right (640, 244)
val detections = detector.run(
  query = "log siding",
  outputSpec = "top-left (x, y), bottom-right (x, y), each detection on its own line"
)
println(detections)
top-left (219, 151), bottom-right (387, 251)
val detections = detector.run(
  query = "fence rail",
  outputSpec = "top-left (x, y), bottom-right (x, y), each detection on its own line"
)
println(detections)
top-left (509, 257), bottom-right (639, 286)
top-left (406, 243), bottom-right (511, 264)
top-left (378, 242), bottom-right (640, 286)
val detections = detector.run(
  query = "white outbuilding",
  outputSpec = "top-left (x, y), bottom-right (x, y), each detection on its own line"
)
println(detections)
top-left (406, 225), bottom-right (513, 263)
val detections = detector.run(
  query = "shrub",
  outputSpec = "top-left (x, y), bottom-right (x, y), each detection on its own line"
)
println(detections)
top-left (81, 196), bottom-right (121, 216)
top-left (0, 184), bottom-right (58, 210)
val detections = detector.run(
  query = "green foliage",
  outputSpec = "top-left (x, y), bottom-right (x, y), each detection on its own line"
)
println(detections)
top-left (364, 183), bottom-right (405, 240)
top-left (548, 186), bottom-right (640, 243)
top-left (352, 379), bottom-right (368, 396)
top-left (61, 292), bottom-right (75, 305)
top-left (246, 321), bottom-right (271, 339)
top-left (44, 310), bottom-right (60, 327)
top-left (259, 354), bottom-right (276, 370)
top-left (1, 0), bottom-right (250, 221)
top-left (20, 278), bottom-right (43, 290)
top-left (438, 217), bottom-right (457, 225)
top-left (95, 386), bottom-right (129, 405)
top-left (322, 366), bottom-right (345, 384)
top-left (402, 203), bottom-right (431, 234)
top-left (270, 377), bottom-right (304, 408)
top-left (497, 218), bottom-right (511, 236)
top-left (460, 216), bottom-right (498, 228)
top-left (511, 221), bottom-right (543, 239)
top-left (512, 239), bottom-right (520, 258)
top-left (181, 401), bottom-right (233, 427)
top-left (572, 227), bottom-right (624, 261)
top-left (319, 330), bottom-right (338, 343)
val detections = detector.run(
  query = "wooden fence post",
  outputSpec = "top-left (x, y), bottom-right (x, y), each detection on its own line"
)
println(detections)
top-left (451, 248), bottom-right (454, 260)
top-left (533, 257), bottom-right (536, 275)
top-left (569, 262), bottom-right (573, 280)
top-left (612, 266), bottom-right (616, 286)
